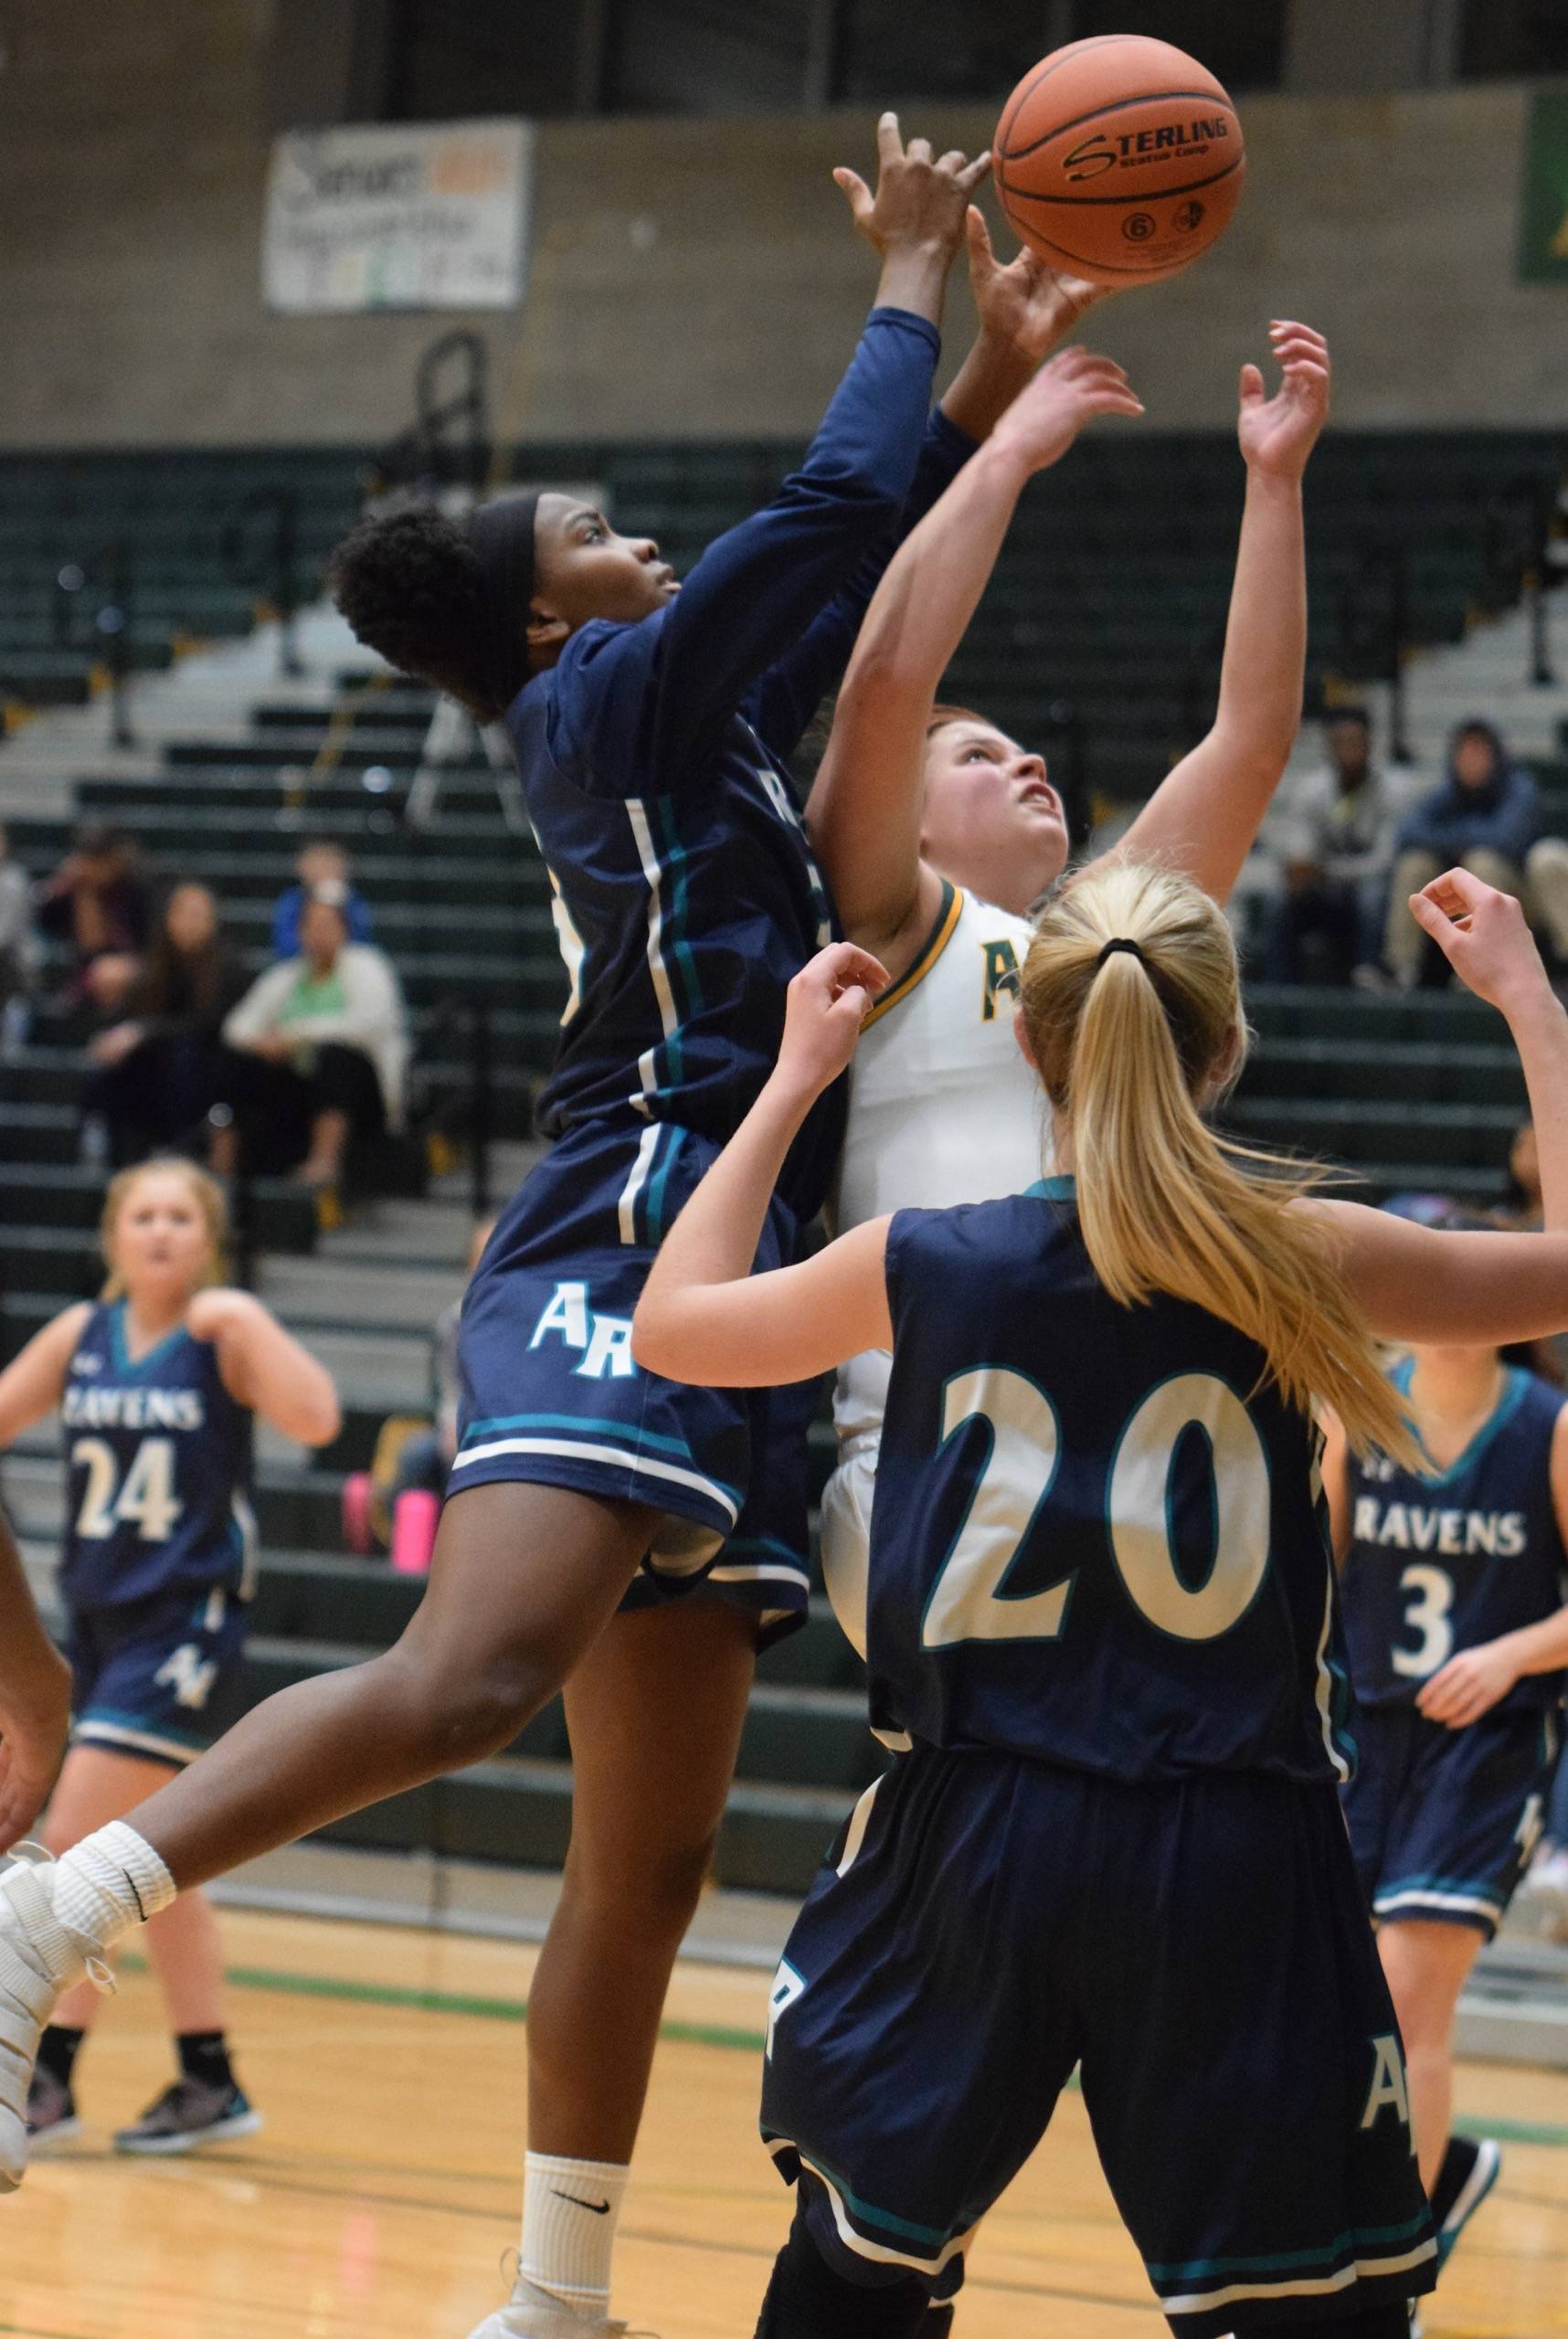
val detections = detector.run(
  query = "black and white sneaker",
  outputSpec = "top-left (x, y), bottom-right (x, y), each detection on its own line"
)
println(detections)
top-left (113, 2076), bottom-right (262, 2155)
top-left (25, 2064), bottom-right (81, 2152)
top-left (1433, 2133), bottom-right (1501, 2270)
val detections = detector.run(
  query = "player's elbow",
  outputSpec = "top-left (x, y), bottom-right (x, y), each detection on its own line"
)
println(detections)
top-left (292, 1381), bottom-right (343, 1449)
top-left (630, 1299), bottom-right (683, 1381)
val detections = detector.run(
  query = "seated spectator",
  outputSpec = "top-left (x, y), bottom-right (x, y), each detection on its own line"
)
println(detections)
top-left (1259, 706), bottom-right (1412, 983)
top-left (79, 883), bottom-right (248, 1167)
top-left (270, 839), bottom-right (373, 960)
top-left (1383, 717), bottom-right (1568, 986)
top-left (35, 824), bottom-right (152, 1015)
top-left (224, 882), bottom-right (408, 1190)
top-left (0, 824), bottom-right (40, 1049)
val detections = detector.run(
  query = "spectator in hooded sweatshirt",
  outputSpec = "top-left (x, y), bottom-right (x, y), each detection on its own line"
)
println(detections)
top-left (1383, 717), bottom-right (1568, 987)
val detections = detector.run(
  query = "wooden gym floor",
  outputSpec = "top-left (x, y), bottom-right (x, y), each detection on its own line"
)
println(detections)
top-left (5, 1907), bottom-right (1568, 2339)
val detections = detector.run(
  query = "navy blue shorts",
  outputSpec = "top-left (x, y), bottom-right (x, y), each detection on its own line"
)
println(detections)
top-left (762, 1747), bottom-right (1435, 2334)
top-left (450, 1119), bottom-right (812, 1644)
top-left (1345, 1699), bottom-right (1560, 1938)
top-left (67, 1583), bottom-right (249, 1770)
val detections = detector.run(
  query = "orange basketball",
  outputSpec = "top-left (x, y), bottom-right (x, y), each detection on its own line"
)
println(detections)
top-left (993, 35), bottom-right (1245, 287)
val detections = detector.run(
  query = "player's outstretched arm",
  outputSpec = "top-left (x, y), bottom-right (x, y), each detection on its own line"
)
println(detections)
top-left (806, 345), bottom-right (1142, 962)
top-left (634, 944), bottom-right (895, 1387)
top-left (1107, 323), bottom-right (1330, 905)
top-left (567, 118), bottom-right (985, 797)
top-left (0, 1303), bottom-right (90, 1449)
top-left (1305, 872), bottom-right (1568, 1343)
top-left (0, 1510), bottom-right (70, 1854)
top-left (747, 215), bottom-right (1108, 765)
top-left (187, 1289), bottom-right (342, 1449)
top-left (939, 207), bottom-right (1114, 443)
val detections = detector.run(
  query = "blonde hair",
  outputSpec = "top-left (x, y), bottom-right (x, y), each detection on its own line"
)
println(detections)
top-left (1021, 862), bottom-right (1418, 1466)
top-left (100, 1158), bottom-right (228, 1300)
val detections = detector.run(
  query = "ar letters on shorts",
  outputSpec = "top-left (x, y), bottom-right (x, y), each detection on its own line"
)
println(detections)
top-left (1360, 2035), bottom-right (1414, 2136)
top-left (528, 1280), bottom-right (638, 1381)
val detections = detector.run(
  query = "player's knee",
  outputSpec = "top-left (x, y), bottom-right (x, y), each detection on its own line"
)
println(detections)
top-left (755, 2201), bottom-right (932, 2339)
top-left (380, 1641), bottom-right (547, 1767)
top-left (567, 1818), bottom-right (721, 1935)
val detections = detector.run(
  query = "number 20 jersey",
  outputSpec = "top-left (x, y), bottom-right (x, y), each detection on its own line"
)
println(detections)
top-left (863, 1183), bottom-right (1353, 1785)
top-left (1341, 1360), bottom-right (1567, 1715)
top-left (59, 1301), bottom-right (256, 1610)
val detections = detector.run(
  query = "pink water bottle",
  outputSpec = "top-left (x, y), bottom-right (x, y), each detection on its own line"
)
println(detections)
top-left (390, 1487), bottom-right (440, 1575)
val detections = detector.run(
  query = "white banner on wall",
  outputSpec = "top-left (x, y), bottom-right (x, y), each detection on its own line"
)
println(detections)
top-left (262, 119), bottom-right (533, 314)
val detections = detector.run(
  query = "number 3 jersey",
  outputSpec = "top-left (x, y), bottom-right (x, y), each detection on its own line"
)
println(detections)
top-left (59, 1301), bottom-right (256, 1609)
top-left (862, 1180), bottom-right (1353, 1785)
top-left (1340, 1358), bottom-right (1567, 1716)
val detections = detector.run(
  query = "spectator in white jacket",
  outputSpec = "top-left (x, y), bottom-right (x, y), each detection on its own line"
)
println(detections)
top-left (223, 883), bottom-right (408, 1191)
top-left (0, 826), bottom-right (40, 1046)
top-left (1257, 707), bottom-right (1419, 982)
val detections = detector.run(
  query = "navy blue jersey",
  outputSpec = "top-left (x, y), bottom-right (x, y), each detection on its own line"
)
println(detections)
top-left (59, 1303), bottom-right (256, 1610)
top-left (504, 308), bottom-right (970, 1225)
top-left (1341, 1360), bottom-right (1568, 1712)
top-left (862, 1179), bottom-right (1351, 1784)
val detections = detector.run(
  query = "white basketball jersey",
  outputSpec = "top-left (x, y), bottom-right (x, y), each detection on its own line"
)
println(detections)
top-left (832, 882), bottom-right (1050, 1447)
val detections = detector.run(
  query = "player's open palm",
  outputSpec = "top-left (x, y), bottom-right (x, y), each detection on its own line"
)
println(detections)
top-left (993, 344), bottom-right (1144, 476)
top-left (833, 113), bottom-right (991, 260)
top-left (963, 207), bottom-right (1110, 365)
top-left (776, 943), bottom-right (888, 1096)
top-left (1409, 867), bottom-right (1547, 1014)
top-left (1236, 321), bottom-right (1330, 480)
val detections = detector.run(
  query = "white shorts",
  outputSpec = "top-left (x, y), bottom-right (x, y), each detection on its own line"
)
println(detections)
top-left (818, 1437), bottom-right (878, 1661)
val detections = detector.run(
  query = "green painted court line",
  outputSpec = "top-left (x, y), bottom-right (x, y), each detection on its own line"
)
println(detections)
top-left (1454, 2112), bottom-right (1568, 2150)
top-left (114, 1955), bottom-right (1568, 2148)
top-left (117, 1950), bottom-right (768, 2053)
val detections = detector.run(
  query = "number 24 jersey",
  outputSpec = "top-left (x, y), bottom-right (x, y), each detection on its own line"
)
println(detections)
top-left (862, 1180), bottom-right (1353, 1785)
top-left (1341, 1359), bottom-right (1567, 1715)
top-left (59, 1301), bottom-right (257, 1609)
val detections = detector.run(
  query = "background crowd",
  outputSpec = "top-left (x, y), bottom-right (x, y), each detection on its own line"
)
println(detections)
top-left (3, 829), bottom-right (408, 1195)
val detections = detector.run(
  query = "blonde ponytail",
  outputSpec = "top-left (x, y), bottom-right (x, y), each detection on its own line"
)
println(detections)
top-left (1022, 862), bottom-right (1418, 1467)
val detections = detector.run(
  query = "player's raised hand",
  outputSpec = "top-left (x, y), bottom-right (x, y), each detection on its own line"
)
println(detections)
top-left (1416, 1639), bottom-right (1521, 1729)
top-left (991, 344), bottom-right (1143, 477)
top-left (1408, 867), bottom-right (1551, 1017)
top-left (775, 942), bottom-right (889, 1096)
top-left (833, 113), bottom-right (991, 261)
top-left (1236, 322), bottom-right (1330, 480)
top-left (964, 207), bottom-right (1110, 365)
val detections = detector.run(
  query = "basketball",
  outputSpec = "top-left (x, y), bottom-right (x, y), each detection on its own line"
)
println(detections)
top-left (993, 35), bottom-right (1245, 286)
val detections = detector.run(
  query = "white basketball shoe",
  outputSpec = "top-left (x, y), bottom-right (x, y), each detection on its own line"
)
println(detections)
top-left (465, 2269), bottom-right (657, 2338)
top-left (0, 1847), bottom-right (100, 2190)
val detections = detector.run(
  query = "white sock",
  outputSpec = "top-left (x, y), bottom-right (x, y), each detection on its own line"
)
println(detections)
top-left (50, 1823), bottom-right (176, 1952)
top-left (520, 2153), bottom-right (630, 2317)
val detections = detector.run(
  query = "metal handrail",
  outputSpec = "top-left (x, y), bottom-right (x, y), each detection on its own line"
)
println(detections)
top-left (1480, 471), bottom-right (1561, 688)
top-left (370, 328), bottom-right (493, 497)
top-left (52, 538), bottom-right (136, 746)
top-left (1337, 539), bottom-right (1413, 764)
top-left (222, 486), bottom-right (304, 679)
top-left (412, 993), bottom-right (496, 1221)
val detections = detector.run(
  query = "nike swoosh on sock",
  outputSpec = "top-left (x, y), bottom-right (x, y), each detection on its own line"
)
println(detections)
top-left (552, 2190), bottom-right (611, 2214)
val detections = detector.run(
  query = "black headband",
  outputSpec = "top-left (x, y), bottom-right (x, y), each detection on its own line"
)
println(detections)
top-left (467, 491), bottom-right (541, 719)
top-left (1096, 937), bottom-right (1148, 968)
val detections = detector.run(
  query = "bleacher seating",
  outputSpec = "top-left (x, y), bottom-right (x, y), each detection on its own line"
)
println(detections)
top-left (1, 426), bottom-right (1561, 1898)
